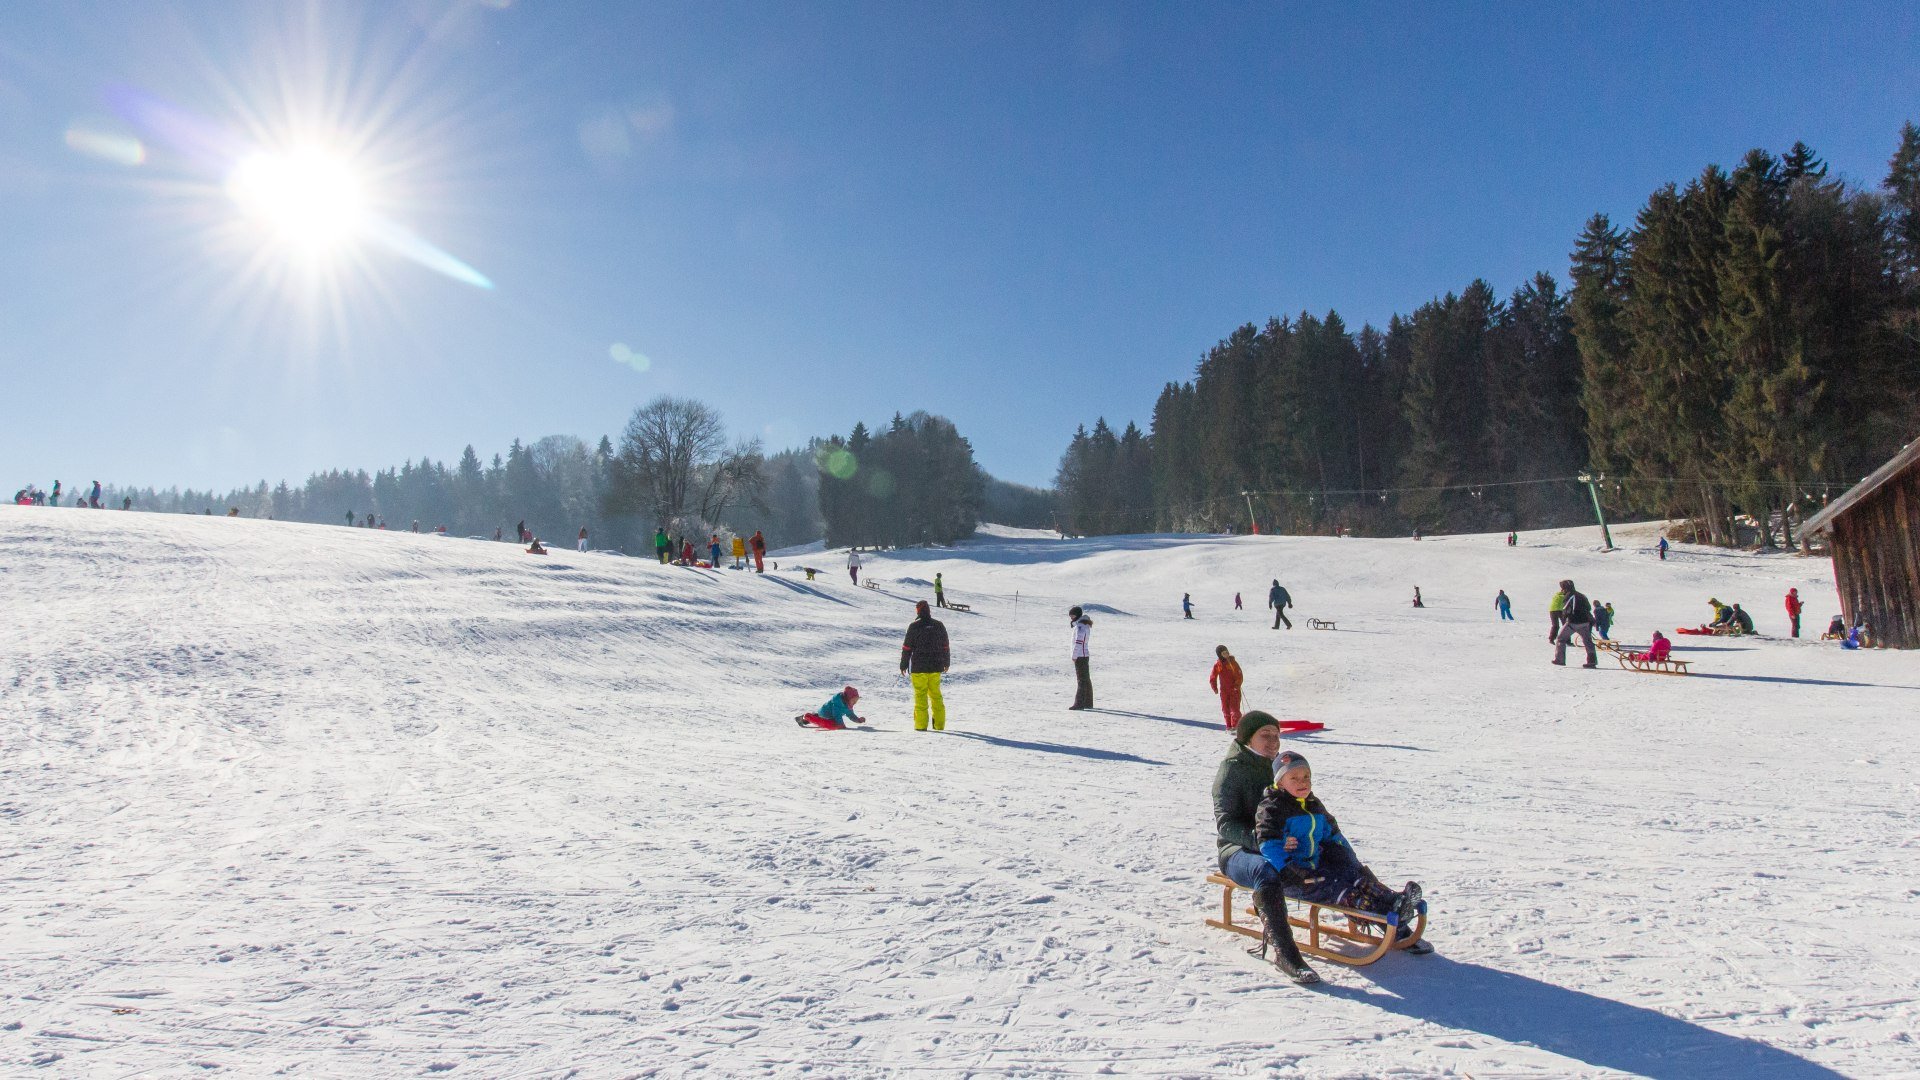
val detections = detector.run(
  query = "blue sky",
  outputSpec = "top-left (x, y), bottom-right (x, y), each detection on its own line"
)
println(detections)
top-left (2, 2), bottom-right (1916, 491)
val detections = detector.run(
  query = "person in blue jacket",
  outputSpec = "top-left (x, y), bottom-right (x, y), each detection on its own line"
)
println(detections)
top-left (1254, 752), bottom-right (1430, 952)
top-left (795, 686), bottom-right (866, 730)
top-left (1495, 590), bottom-right (1513, 620)
top-left (1182, 593), bottom-right (1194, 619)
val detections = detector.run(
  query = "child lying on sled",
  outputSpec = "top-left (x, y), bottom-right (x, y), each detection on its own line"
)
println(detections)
top-left (796, 686), bottom-right (866, 729)
top-left (1254, 751), bottom-right (1430, 952)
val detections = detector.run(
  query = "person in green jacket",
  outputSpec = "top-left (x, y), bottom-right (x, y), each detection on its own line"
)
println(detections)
top-left (1211, 711), bottom-right (1318, 984)
top-left (1548, 587), bottom-right (1568, 643)
top-left (654, 527), bottom-right (671, 565)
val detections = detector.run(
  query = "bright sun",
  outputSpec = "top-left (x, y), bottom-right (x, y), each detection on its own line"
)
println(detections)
top-left (225, 147), bottom-right (367, 254)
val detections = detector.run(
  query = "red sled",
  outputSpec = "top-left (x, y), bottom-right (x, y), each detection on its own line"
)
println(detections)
top-left (1674, 626), bottom-right (1719, 636)
top-left (1277, 720), bottom-right (1325, 733)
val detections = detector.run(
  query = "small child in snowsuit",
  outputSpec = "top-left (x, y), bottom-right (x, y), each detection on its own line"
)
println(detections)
top-left (1208, 645), bottom-right (1243, 729)
top-left (796, 686), bottom-right (866, 730)
top-left (1630, 631), bottom-right (1670, 663)
top-left (1254, 752), bottom-right (1428, 949)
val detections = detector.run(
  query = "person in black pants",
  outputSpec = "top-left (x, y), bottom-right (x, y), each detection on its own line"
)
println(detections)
top-left (1069, 606), bottom-right (1094, 710)
top-left (1268, 580), bottom-right (1292, 629)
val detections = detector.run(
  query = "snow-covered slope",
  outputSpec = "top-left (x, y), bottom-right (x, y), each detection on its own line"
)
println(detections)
top-left (2, 507), bottom-right (1912, 1077)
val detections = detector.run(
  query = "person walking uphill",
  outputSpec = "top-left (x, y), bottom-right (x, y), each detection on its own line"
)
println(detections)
top-left (900, 600), bottom-right (950, 731)
top-left (1209, 646), bottom-right (1244, 729)
top-left (1552, 578), bottom-right (1599, 668)
top-left (934, 573), bottom-right (947, 608)
top-left (1068, 606), bottom-right (1094, 710)
top-left (1268, 580), bottom-right (1292, 630)
top-left (1211, 711), bottom-right (1317, 984)
top-left (1182, 593), bottom-right (1194, 620)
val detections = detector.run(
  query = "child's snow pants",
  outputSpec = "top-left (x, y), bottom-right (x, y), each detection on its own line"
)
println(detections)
top-left (1283, 842), bottom-right (1399, 917)
top-left (1218, 687), bottom-right (1242, 728)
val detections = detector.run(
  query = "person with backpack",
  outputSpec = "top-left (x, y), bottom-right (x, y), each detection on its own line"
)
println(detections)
top-left (1068, 606), bottom-right (1094, 710)
top-left (1551, 578), bottom-right (1598, 668)
top-left (900, 600), bottom-right (950, 731)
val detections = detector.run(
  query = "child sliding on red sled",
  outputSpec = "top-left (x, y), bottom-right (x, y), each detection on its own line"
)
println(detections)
top-left (1254, 752), bottom-right (1431, 953)
top-left (796, 686), bottom-right (866, 730)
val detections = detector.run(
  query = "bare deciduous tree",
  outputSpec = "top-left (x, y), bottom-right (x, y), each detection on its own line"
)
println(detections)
top-left (607, 396), bottom-right (765, 532)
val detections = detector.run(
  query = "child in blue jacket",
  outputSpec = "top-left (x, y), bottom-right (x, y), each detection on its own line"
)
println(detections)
top-left (796, 686), bottom-right (866, 730)
top-left (1254, 752), bottom-right (1429, 950)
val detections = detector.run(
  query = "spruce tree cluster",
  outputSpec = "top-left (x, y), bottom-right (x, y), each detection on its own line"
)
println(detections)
top-left (816, 412), bottom-right (986, 548)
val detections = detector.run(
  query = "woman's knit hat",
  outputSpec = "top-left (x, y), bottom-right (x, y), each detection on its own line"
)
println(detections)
top-left (1233, 710), bottom-right (1278, 746)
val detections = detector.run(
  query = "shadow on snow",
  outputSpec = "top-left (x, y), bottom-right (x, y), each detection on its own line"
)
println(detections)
top-left (1327, 954), bottom-right (1846, 1079)
top-left (948, 730), bottom-right (1165, 765)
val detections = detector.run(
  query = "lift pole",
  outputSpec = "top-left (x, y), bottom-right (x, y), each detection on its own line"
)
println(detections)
top-left (1579, 473), bottom-right (1615, 551)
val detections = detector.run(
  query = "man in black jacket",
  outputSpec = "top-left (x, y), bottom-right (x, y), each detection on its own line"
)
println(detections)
top-left (1552, 577), bottom-right (1599, 668)
top-left (900, 600), bottom-right (951, 731)
top-left (1211, 711), bottom-right (1318, 984)
top-left (1268, 580), bottom-right (1292, 629)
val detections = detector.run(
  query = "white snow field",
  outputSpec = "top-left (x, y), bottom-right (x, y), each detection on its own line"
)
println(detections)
top-left (3, 507), bottom-right (1916, 1078)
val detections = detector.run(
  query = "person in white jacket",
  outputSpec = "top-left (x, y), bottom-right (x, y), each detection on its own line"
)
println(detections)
top-left (1069, 606), bottom-right (1094, 710)
top-left (848, 548), bottom-right (862, 585)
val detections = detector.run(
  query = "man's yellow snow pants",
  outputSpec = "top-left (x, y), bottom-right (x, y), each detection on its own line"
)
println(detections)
top-left (911, 671), bottom-right (946, 731)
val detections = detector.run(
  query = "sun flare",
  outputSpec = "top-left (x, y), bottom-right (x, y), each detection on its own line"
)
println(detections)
top-left (226, 147), bottom-right (367, 255)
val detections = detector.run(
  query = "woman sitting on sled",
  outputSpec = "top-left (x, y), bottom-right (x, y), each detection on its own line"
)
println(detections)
top-left (1254, 752), bottom-right (1431, 954)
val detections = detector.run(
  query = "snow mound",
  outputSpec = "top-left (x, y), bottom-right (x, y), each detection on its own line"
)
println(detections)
top-left (1, 506), bottom-right (1907, 1077)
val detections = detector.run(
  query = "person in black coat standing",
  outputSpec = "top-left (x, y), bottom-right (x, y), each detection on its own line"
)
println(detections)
top-left (900, 600), bottom-right (951, 731)
top-left (1552, 578), bottom-right (1599, 668)
top-left (1268, 580), bottom-right (1293, 629)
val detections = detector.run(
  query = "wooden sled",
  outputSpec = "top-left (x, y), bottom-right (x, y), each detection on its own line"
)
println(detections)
top-left (946, 602), bottom-right (972, 612)
top-left (1205, 873), bottom-right (1425, 967)
top-left (1615, 654), bottom-right (1690, 675)
top-left (1595, 639), bottom-right (1628, 655)
top-left (861, 580), bottom-right (878, 590)
top-left (1307, 618), bottom-right (1337, 630)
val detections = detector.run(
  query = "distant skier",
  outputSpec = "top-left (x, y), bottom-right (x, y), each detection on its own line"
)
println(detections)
top-left (1784, 588), bottom-right (1803, 638)
top-left (1182, 593), bottom-right (1194, 619)
top-left (1594, 602), bottom-right (1614, 640)
top-left (900, 600), bottom-right (951, 731)
top-left (750, 530), bottom-right (766, 573)
top-left (1657, 536), bottom-right (1669, 561)
top-left (1267, 580), bottom-right (1292, 630)
top-left (1495, 590), bottom-right (1513, 620)
top-left (848, 548), bottom-right (861, 585)
top-left (654, 527), bottom-right (671, 564)
top-left (88, 480), bottom-right (102, 509)
top-left (1068, 605), bottom-right (1094, 710)
top-left (796, 686), bottom-right (866, 730)
top-left (1551, 578), bottom-right (1598, 668)
top-left (934, 572), bottom-right (947, 608)
top-left (1208, 645), bottom-right (1244, 729)
top-left (577, 526), bottom-right (589, 552)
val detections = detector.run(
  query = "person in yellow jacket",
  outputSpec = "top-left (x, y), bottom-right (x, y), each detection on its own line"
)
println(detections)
top-left (730, 535), bottom-right (747, 570)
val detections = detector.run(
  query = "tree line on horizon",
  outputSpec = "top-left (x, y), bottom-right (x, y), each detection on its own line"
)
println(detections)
top-left (1058, 125), bottom-right (1920, 545)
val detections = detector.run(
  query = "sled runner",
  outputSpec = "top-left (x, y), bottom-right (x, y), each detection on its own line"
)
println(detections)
top-left (946, 603), bottom-right (972, 612)
top-left (1615, 654), bottom-right (1690, 675)
top-left (1307, 618), bottom-right (1337, 630)
top-left (1204, 873), bottom-right (1425, 966)
top-left (1594, 639), bottom-right (1626, 655)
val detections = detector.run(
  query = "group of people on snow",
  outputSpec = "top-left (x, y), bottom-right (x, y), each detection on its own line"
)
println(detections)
top-left (14, 480), bottom-right (105, 509)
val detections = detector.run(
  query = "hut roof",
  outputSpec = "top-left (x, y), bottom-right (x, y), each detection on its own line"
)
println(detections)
top-left (1801, 435), bottom-right (1920, 536)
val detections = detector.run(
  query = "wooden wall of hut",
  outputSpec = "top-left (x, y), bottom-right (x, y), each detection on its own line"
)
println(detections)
top-left (1828, 468), bottom-right (1920, 649)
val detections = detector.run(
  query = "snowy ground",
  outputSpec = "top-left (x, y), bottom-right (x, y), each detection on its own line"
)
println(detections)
top-left (2, 507), bottom-right (1915, 1078)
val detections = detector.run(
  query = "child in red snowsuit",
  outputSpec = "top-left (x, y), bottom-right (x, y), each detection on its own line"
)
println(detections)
top-left (1630, 632), bottom-right (1671, 663)
top-left (1209, 645), bottom-right (1244, 729)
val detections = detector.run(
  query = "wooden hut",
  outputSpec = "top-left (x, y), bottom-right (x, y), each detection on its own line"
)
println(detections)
top-left (1800, 435), bottom-right (1920, 648)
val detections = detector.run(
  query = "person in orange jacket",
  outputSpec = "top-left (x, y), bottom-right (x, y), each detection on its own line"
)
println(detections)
top-left (750, 530), bottom-right (766, 573)
top-left (1208, 645), bottom-right (1244, 729)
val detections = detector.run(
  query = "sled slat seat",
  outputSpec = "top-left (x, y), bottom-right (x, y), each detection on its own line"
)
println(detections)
top-left (946, 603), bottom-right (972, 612)
top-left (1307, 618), bottom-right (1336, 630)
top-left (1615, 654), bottom-right (1690, 675)
top-left (1204, 872), bottom-right (1424, 967)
